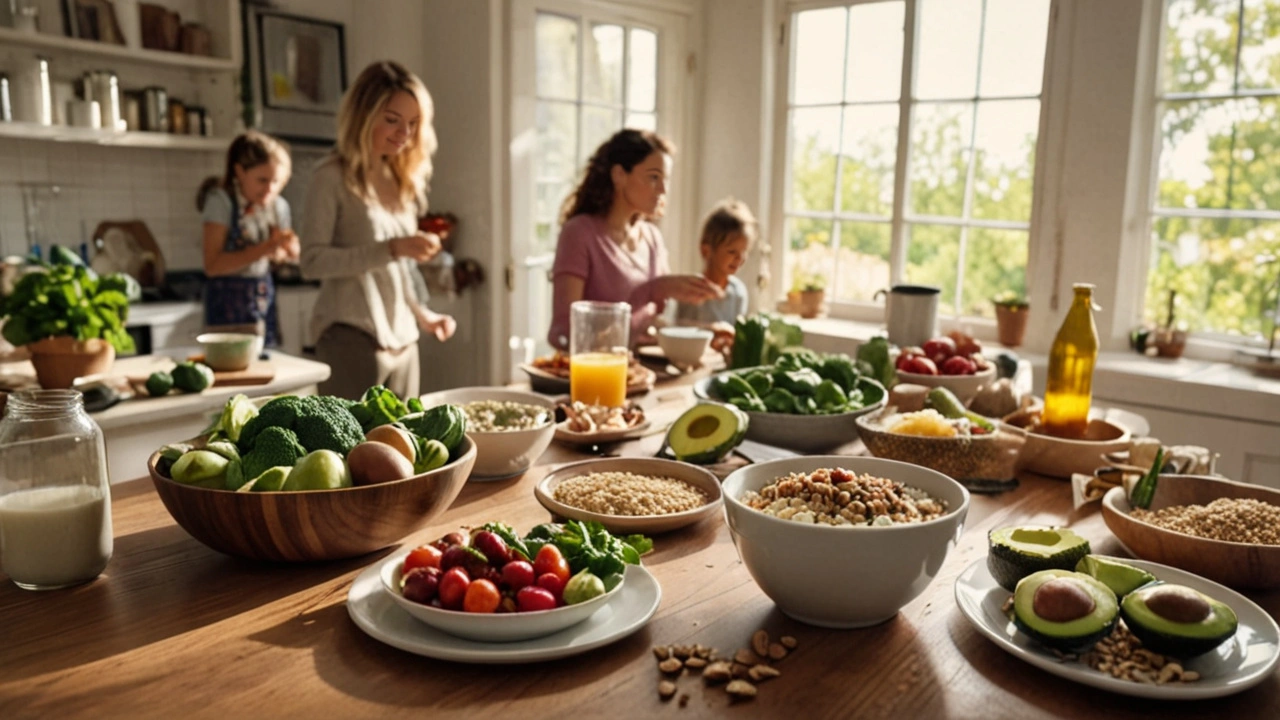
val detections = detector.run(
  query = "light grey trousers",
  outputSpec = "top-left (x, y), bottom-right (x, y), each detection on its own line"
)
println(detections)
top-left (314, 323), bottom-right (420, 401)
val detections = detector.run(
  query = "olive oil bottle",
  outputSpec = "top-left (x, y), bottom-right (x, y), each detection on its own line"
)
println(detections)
top-left (1041, 284), bottom-right (1099, 439)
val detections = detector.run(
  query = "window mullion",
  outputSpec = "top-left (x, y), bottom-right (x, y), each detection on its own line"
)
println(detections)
top-left (890, 0), bottom-right (919, 286)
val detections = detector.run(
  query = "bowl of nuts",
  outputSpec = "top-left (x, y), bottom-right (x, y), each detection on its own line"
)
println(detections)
top-left (722, 456), bottom-right (969, 628)
top-left (419, 387), bottom-right (556, 480)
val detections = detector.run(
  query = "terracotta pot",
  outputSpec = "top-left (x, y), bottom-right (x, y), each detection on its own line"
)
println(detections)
top-left (994, 303), bottom-right (1029, 347)
top-left (27, 337), bottom-right (115, 389)
top-left (785, 290), bottom-right (801, 314)
top-left (799, 289), bottom-right (825, 319)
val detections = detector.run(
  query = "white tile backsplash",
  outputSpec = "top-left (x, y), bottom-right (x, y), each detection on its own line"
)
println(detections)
top-left (0, 138), bottom-right (221, 270)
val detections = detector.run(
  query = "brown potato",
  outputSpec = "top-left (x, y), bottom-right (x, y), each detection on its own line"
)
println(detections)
top-left (365, 425), bottom-right (416, 464)
top-left (347, 441), bottom-right (415, 486)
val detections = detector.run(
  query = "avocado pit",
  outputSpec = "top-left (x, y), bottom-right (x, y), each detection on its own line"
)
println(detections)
top-left (1033, 578), bottom-right (1096, 623)
top-left (1143, 585), bottom-right (1211, 624)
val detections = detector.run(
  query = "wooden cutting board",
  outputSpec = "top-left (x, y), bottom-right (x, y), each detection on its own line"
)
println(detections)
top-left (211, 361), bottom-right (276, 386)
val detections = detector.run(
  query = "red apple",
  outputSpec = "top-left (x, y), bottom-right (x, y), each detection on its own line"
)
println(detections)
top-left (900, 356), bottom-right (938, 375)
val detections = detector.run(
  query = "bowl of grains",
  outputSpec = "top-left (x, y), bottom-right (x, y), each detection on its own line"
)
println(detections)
top-left (1101, 474), bottom-right (1280, 589)
top-left (722, 456), bottom-right (969, 628)
top-left (534, 457), bottom-right (722, 534)
top-left (419, 387), bottom-right (556, 480)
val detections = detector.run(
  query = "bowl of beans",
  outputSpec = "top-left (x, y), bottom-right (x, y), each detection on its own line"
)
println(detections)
top-left (419, 387), bottom-right (556, 480)
top-left (534, 457), bottom-right (722, 534)
top-left (722, 456), bottom-right (969, 628)
top-left (1101, 473), bottom-right (1280, 589)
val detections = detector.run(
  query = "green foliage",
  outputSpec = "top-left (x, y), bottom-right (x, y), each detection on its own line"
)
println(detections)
top-left (0, 262), bottom-right (135, 353)
top-left (237, 395), bottom-right (364, 456)
top-left (241, 426), bottom-right (306, 482)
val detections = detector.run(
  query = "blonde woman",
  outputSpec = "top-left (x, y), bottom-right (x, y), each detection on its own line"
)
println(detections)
top-left (300, 61), bottom-right (455, 400)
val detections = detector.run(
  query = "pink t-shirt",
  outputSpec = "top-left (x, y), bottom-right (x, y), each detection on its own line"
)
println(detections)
top-left (548, 214), bottom-right (671, 348)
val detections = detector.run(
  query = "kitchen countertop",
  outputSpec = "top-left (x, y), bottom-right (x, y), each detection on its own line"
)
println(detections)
top-left (0, 370), bottom-right (1276, 718)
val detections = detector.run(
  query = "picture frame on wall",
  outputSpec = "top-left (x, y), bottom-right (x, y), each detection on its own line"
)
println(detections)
top-left (243, 5), bottom-right (347, 143)
top-left (61, 0), bottom-right (124, 44)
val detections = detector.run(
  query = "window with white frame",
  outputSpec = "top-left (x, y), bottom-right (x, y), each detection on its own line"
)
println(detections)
top-left (1145, 0), bottom-right (1280, 340)
top-left (781, 0), bottom-right (1051, 318)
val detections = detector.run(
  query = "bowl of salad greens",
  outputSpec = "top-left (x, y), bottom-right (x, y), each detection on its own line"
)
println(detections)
top-left (694, 348), bottom-right (886, 452)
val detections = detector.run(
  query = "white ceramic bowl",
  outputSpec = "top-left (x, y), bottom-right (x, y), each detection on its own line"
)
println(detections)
top-left (379, 552), bottom-right (623, 642)
top-left (722, 456), bottom-right (970, 628)
top-left (895, 364), bottom-right (997, 404)
top-left (196, 332), bottom-right (264, 372)
top-left (419, 387), bottom-right (556, 480)
top-left (657, 327), bottom-right (714, 369)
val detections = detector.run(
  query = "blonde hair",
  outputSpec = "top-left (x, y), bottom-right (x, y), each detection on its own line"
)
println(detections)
top-left (196, 130), bottom-right (292, 211)
top-left (334, 60), bottom-right (437, 209)
top-left (700, 198), bottom-right (757, 250)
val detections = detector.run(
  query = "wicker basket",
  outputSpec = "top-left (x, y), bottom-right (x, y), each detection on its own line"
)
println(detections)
top-left (855, 412), bottom-right (1026, 481)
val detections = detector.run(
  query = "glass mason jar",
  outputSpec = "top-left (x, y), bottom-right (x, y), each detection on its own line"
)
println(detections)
top-left (0, 389), bottom-right (113, 590)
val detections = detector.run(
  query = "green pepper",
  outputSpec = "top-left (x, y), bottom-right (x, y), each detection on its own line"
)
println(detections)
top-left (742, 369), bottom-right (773, 396)
top-left (816, 354), bottom-right (859, 393)
top-left (729, 314), bottom-right (769, 369)
top-left (1130, 448), bottom-right (1164, 510)
top-left (772, 368), bottom-right (823, 396)
top-left (814, 379), bottom-right (848, 411)
top-left (729, 395), bottom-right (766, 413)
top-left (714, 373), bottom-right (758, 402)
top-left (762, 387), bottom-right (799, 414)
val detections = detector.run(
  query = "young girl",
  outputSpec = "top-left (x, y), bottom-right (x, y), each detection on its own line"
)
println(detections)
top-left (678, 198), bottom-right (754, 325)
top-left (547, 129), bottom-right (721, 349)
top-left (196, 131), bottom-right (299, 346)
top-left (299, 60), bottom-right (455, 400)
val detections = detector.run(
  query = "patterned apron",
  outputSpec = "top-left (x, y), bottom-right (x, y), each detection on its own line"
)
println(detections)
top-left (203, 192), bottom-right (280, 347)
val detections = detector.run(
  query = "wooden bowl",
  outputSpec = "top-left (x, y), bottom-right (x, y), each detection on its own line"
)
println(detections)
top-left (854, 413), bottom-right (1026, 481)
top-left (1016, 419), bottom-right (1131, 479)
top-left (1101, 475), bottom-right (1280, 589)
top-left (148, 437), bottom-right (477, 562)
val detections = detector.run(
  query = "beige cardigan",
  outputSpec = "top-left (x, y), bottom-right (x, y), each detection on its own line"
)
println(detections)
top-left (299, 158), bottom-right (422, 351)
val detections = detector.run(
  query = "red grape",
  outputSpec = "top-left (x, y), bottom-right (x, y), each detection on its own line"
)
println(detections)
top-left (516, 585), bottom-right (557, 612)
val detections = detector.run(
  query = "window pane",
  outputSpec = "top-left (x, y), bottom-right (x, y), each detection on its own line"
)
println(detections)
top-left (1162, 0), bottom-right (1238, 95)
top-left (838, 104), bottom-right (898, 216)
top-left (963, 227), bottom-right (1027, 318)
top-left (785, 217), bottom-right (835, 292)
top-left (788, 107), bottom-right (842, 213)
top-left (1146, 216), bottom-right (1280, 336)
top-left (834, 221), bottom-right (891, 302)
top-left (979, 0), bottom-right (1050, 97)
top-left (905, 223), bottom-right (960, 315)
top-left (915, 0), bottom-right (981, 101)
top-left (1228, 97), bottom-right (1280, 211)
top-left (793, 6), bottom-right (847, 105)
top-left (629, 28), bottom-right (657, 111)
top-left (909, 102), bottom-right (974, 218)
top-left (971, 99), bottom-right (1039, 222)
top-left (584, 24), bottom-right (624, 105)
top-left (1157, 98), bottom-right (1240, 210)
top-left (536, 14), bottom-right (578, 100)
top-left (845, 1), bottom-right (904, 103)
top-left (536, 101), bottom-right (577, 184)
top-left (535, 181), bottom-right (570, 255)
top-left (581, 106), bottom-right (623, 166)
top-left (626, 112), bottom-right (657, 131)
top-left (1239, 0), bottom-right (1280, 90)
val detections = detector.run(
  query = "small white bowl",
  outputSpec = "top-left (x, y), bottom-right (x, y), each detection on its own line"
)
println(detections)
top-left (657, 327), bottom-right (714, 369)
top-left (722, 456), bottom-right (969, 628)
top-left (196, 332), bottom-right (264, 372)
top-left (896, 364), bottom-right (997, 404)
top-left (380, 553), bottom-right (623, 642)
top-left (418, 387), bottom-right (556, 480)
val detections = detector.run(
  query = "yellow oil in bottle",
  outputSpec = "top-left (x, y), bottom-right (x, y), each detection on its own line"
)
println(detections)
top-left (1041, 284), bottom-right (1099, 439)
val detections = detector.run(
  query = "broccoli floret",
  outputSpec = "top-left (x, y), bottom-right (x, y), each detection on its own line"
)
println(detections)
top-left (293, 396), bottom-right (364, 455)
top-left (241, 426), bottom-right (306, 482)
top-left (237, 396), bottom-right (305, 453)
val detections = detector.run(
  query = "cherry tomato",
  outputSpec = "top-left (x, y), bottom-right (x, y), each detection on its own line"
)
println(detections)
top-left (516, 585), bottom-right (557, 612)
top-left (533, 544), bottom-right (571, 584)
top-left (536, 572), bottom-right (567, 602)
top-left (401, 566), bottom-right (440, 604)
top-left (472, 531), bottom-right (511, 566)
top-left (463, 579), bottom-right (502, 613)
top-left (501, 560), bottom-right (536, 591)
top-left (438, 566), bottom-right (470, 610)
top-left (403, 545), bottom-right (443, 573)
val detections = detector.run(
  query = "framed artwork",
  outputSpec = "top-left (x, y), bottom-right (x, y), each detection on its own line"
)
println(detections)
top-left (256, 10), bottom-right (346, 116)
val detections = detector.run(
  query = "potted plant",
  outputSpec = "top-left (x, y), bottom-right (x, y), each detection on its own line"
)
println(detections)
top-left (992, 291), bottom-right (1030, 347)
top-left (797, 275), bottom-right (827, 319)
top-left (0, 252), bottom-right (137, 389)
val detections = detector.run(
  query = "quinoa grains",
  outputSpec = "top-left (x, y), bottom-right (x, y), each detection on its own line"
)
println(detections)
top-left (1130, 498), bottom-right (1280, 546)
top-left (741, 467), bottom-right (948, 526)
top-left (554, 472), bottom-right (708, 517)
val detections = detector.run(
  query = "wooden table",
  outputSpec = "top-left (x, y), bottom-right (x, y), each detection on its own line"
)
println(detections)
top-left (2, 374), bottom-right (1277, 719)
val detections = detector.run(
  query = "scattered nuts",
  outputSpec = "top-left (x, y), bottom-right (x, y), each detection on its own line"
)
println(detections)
top-left (673, 645), bottom-right (691, 659)
top-left (731, 663), bottom-right (751, 680)
top-left (725, 680), bottom-right (757, 699)
top-left (751, 630), bottom-right (770, 657)
top-left (734, 648), bottom-right (760, 666)
top-left (659, 657), bottom-right (683, 674)
top-left (685, 656), bottom-right (707, 669)
top-left (768, 643), bottom-right (788, 661)
top-left (780, 635), bottom-right (798, 649)
top-left (658, 680), bottom-right (677, 700)
top-left (1079, 623), bottom-right (1200, 685)
top-left (749, 664), bottom-right (781, 681)
top-left (703, 661), bottom-right (733, 684)
top-left (653, 645), bottom-right (670, 661)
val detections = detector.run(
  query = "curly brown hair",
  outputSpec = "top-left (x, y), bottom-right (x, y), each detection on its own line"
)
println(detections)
top-left (560, 129), bottom-right (675, 223)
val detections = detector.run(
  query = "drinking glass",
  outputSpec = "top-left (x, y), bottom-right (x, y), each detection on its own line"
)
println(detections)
top-left (569, 301), bottom-right (630, 407)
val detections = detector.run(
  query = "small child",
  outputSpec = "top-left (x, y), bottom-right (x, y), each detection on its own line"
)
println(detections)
top-left (677, 198), bottom-right (755, 329)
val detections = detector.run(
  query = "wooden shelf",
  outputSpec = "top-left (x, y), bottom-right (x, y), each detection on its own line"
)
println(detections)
top-left (0, 121), bottom-right (226, 151)
top-left (0, 26), bottom-right (237, 72)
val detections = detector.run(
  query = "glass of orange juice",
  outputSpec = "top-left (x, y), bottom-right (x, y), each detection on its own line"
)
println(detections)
top-left (569, 301), bottom-right (630, 407)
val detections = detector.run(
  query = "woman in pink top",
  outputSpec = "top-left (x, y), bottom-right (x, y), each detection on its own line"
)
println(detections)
top-left (548, 129), bottom-right (721, 349)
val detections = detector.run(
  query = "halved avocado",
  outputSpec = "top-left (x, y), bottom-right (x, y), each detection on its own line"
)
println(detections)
top-left (1075, 555), bottom-right (1156, 598)
top-left (668, 403), bottom-right (747, 464)
top-left (1120, 583), bottom-right (1238, 658)
top-left (1013, 569), bottom-right (1119, 652)
top-left (988, 526), bottom-right (1091, 592)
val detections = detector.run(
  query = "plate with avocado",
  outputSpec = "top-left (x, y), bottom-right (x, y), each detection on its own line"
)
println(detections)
top-left (954, 555), bottom-right (1279, 699)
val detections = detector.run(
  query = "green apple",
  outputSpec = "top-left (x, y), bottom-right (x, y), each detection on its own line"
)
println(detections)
top-left (282, 450), bottom-right (352, 491)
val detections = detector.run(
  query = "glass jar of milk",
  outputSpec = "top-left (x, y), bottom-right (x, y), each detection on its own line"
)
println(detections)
top-left (0, 389), bottom-right (112, 590)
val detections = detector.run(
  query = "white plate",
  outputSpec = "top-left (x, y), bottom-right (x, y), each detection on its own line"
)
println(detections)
top-left (953, 556), bottom-right (1280, 699)
top-left (348, 562), bottom-right (661, 663)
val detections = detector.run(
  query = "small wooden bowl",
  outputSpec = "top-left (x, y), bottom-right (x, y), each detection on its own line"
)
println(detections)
top-left (148, 437), bottom-right (477, 562)
top-left (1016, 419), bottom-right (1131, 479)
top-left (534, 457), bottom-right (722, 535)
top-left (1101, 475), bottom-right (1280, 589)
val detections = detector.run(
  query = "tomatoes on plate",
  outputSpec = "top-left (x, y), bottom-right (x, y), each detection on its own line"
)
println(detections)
top-left (533, 544), bottom-right (571, 584)
top-left (463, 579), bottom-right (502, 613)
top-left (403, 544), bottom-right (443, 573)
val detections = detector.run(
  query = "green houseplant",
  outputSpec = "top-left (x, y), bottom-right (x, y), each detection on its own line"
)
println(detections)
top-left (992, 291), bottom-right (1029, 347)
top-left (0, 250), bottom-right (137, 388)
top-left (794, 274), bottom-right (828, 319)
